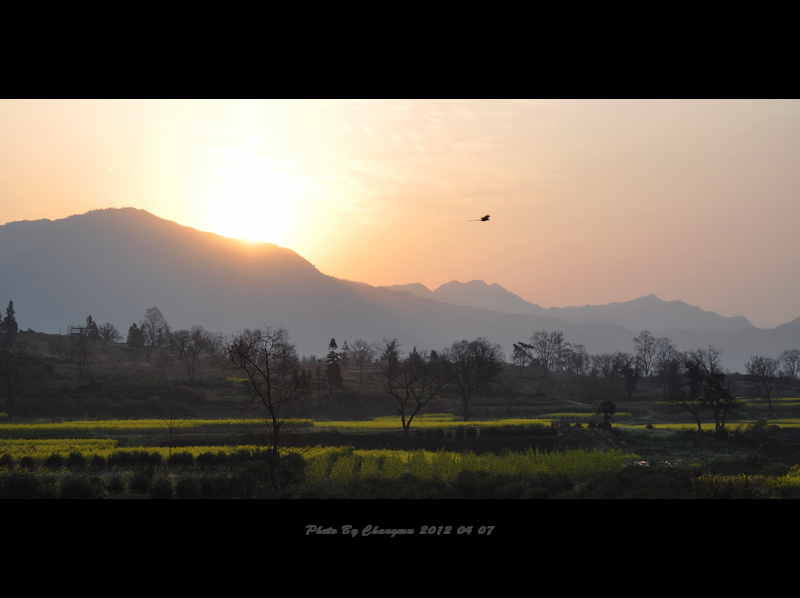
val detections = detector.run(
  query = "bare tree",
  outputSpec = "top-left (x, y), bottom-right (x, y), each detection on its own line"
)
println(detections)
top-left (223, 326), bottom-right (311, 492)
top-left (140, 307), bottom-right (169, 363)
top-left (664, 350), bottom-right (705, 432)
top-left (170, 325), bottom-right (213, 381)
top-left (632, 330), bottom-right (657, 377)
top-left (684, 346), bottom-right (737, 431)
top-left (376, 340), bottom-right (450, 435)
top-left (562, 343), bottom-right (590, 377)
top-left (442, 337), bottom-right (504, 422)
top-left (350, 339), bottom-right (376, 383)
top-left (745, 355), bottom-right (780, 414)
top-left (70, 328), bottom-right (94, 385)
top-left (98, 322), bottom-right (122, 352)
top-left (778, 349), bottom-right (800, 381)
top-left (653, 336), bottom-right (679, 379)
top-left (528, 330), bottom-right (564, 377)
top-left (162, 409), bottom-right (185, 460)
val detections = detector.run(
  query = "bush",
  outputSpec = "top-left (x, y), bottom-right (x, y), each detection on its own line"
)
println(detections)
top-left (693, 473), bottom-right (772, 499)
top-left (43, 453), bottom-right (65, 471)
top-left (167, 451), bottom-right (195, 469)
top-left (0, 454), bottom-right (13, 469)
top-left (149, 477), bottom-right (175, 499)
top-left (0, 472), bottom-right (44, 499)
top-left (199, 473), bottom-right (232, 499)
top-left (579, 465), bottom-right (694, 499)
top-left (107, 475), bottom-right (126, 495)
top-left (175, 476), bottom-right (203, 499)
top-left (196, 451), bottom-right (220, 468)
top-left (18, 456), bottom-right (35, 471)
top-left (130, 469), bottom-right (154, 494)
top-left (66, 451), bottom-right (88, 472)
top-left (89, 455), bottom-right (106, 471)
top-left (59, 475), bottom-right (105, 499)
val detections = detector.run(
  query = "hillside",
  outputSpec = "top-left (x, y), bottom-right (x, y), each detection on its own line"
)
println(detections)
top-left (0, 208), bottom-right (795, 372)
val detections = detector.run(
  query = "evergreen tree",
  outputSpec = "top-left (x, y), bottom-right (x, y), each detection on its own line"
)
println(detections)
top-left (325, 338), bottom-right (343, 393)
top-left (1, 301), bottom-right (19, 335)
top-left (85, 315), bottom-right (100, 341)
top-left (126, 322), bottom-right (145, 363)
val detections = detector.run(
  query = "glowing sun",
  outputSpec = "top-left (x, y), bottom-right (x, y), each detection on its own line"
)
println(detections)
top-left (208, 168), bottom-right (298, 245)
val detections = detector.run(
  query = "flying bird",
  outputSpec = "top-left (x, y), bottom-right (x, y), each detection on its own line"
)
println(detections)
top-left (468, 215), bottom-right (490, 222)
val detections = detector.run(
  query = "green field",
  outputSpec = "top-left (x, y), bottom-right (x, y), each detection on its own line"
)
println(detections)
top-left (2, 332), bottom-right (800, 498)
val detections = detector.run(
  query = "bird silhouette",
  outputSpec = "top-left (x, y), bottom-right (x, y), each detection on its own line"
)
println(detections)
top-left (468, 215), bottom-right (490, 222)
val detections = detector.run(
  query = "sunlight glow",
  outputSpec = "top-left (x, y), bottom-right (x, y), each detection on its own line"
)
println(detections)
top-left (207, 167), bottom-right (299, 245)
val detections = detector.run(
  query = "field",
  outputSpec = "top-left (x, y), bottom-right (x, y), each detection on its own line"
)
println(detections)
top-left (2, 332), bottom-right (800, 499)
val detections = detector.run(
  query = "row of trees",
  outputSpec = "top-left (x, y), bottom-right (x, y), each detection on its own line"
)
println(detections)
top-left (222, 326), bottom-right (505, 492)
top-left (303, 335), bottom-right (507, 428)
top-left (512, 330), bottom-right (684, 380)
top-left (125, 307), bottom-right (220, 381)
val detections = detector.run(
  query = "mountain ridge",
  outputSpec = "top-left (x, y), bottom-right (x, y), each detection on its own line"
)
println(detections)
top-left (381, 280), bottom-right (755, 333)
top-left (0, 208), bottom-right (794, 373)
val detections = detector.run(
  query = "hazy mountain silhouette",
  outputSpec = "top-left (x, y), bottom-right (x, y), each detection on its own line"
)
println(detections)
top-left (384, 281), bottom-right (754, 333)
top-left (0, 208), bottom-right (794, 372)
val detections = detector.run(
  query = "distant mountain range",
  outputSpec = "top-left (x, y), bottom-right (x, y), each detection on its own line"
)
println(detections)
top-left (1, 208), bottom-right (797, 373)
top-left (381, 281), bottom-right (755, 333)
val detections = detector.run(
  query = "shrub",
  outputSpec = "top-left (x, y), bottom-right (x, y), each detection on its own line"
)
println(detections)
top-left (130, 469), bottom-right (154, 494)
top-left (167, 451), bottom-right (195, 469)
top-left (43, 453), bottom-right (65, 471)
top-left (0, 454), bottom-right (13, 469)
top-left (195, 451), bottom-right (219, 468)
top-left (89, 455), bottom-right (106, 471)
top-left (107, 475), bottom-right (126, 495)
top-left (0, 471), bottom-right (44, 499)
top-left (199, 473), bottom-right (232, 499)
top-left (66, 451), bottom-right (88, 472)
top-left (107, 450), bottom-right (134, 469)
top-left (148, 477), bottom-right (175, 499)
top-left (465, 427), bottom-right (478, 438)
top-left (278, 452), bottom-right (307, 486)
top-left (18, 456), bottom-right (35, 471)
top-left (134, 450), bottom-right (162, 469)
top-left (59, 475), bottom-right (105, 499)
top-left (175, 476), bottom-right (203, 499)
top-left (693, 473), bottom-right (772, 499)
top-left (229, 462), bottom-right (272, 498)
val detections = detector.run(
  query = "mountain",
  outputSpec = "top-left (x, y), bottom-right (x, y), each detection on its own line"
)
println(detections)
top-left (0, 208), bottom-right (794, 372)
top-left (383, 281), bottom-right (754, 333)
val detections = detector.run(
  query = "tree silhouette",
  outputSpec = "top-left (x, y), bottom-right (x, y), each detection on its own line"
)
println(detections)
top-left (377, 341), bottom-right (450, 435)
top-left (224, 326), bottom-right (311, 493)
top-left (325, 338), bottom-right (343, 393)
top-left (443, 338), bottom-right (504, 421)
top-left (744, 355), bottom-right (780, 415)
top-left (0, 301), bottom-right (18, 335)
top-left (595, 401), bottom-right (616, 427)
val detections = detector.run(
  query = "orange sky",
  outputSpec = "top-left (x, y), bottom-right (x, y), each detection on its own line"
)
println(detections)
top-left (2, 99), bottom-right (799, 328)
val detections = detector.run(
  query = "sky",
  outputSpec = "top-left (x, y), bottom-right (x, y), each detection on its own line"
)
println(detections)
top-left (2, 98), bottom-right (799, 329)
